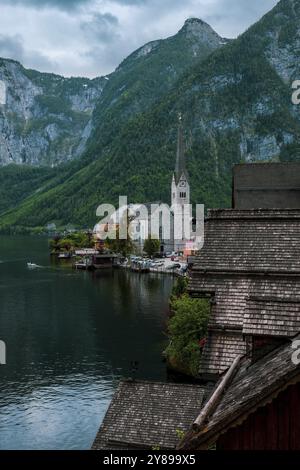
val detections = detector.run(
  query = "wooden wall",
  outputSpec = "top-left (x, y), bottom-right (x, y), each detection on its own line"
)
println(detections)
top-left (217, 382), bottom-right (300, 450)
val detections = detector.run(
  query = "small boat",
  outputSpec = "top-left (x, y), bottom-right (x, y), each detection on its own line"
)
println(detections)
top-left (27, 262), bottom-right (39, 269)
top-left (58, 252), bottom-right (71, 259)
top-left (74, 257), bottom-right (93, 271)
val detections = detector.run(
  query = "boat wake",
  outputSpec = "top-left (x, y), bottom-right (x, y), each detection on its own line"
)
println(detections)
top-left (27, 262), bottom-right (43, 269)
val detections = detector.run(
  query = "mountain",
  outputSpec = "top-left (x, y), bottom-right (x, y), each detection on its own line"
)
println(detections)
top-left (0, 59), bottom-right (105, 165)
top-left (0, 18), bottom-right (224, 169)
top-left (0, 18), bottom-right (226, 227)
top-left (1, 0), bottom-right (300, 232)
top-left (89, 18), bottom-right (228, 151)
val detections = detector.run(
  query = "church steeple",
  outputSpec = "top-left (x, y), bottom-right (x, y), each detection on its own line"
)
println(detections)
top-left (171, 113), bottom-right (190, 210)
top-left (171, 113), bottom-right (191, 253)
top-left (174, 113), bottom-right (188, 184)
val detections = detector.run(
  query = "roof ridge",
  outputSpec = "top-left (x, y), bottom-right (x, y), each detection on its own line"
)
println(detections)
top-left (206, 209), bottom-right (300, 220)
top-left (121, 378), bottom-right (205, 388)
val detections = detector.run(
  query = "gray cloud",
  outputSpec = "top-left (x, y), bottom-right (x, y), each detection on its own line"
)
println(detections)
top-left (203, 0), bottom-right (279, 37)
top-left (111, 0), bottom-right (151, 3)
top-left (0, 33), bottom-right (55, 70)
top-left (0, 34), bottom-right (24, 62)
top-left (0, 0), bottom-right (280, 77)
top-left (1, 0), bottom-right (91, 9)
top-left (81, 12), bottom-right (120, 43)
top-left (1, 0), bottom-right (155, 10)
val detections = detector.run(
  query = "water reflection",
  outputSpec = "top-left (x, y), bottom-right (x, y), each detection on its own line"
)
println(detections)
top-left (0, 236), bottom-right (173, 449)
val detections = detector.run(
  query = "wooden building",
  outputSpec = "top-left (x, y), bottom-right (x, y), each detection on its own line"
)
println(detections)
top-left (189, 208), bottom-right (300, 380)
top-left (92, 253), bottom-right (117, 269)
top-left (179, 334), bottom-right (300, 450)
top-left (233, 163), bottom-right (300, 210)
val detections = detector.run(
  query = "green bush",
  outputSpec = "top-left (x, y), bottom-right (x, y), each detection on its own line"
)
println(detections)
top-left (49, 231), bottom-right (94, 252)
top-left (165, 294), bottom-right (210, 377)
top-left (171, 276), bottom-right (189, 298)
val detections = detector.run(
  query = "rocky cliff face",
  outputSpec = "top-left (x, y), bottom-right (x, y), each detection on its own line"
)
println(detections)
top-left (179, 18), bottom-right (229, 48)
top-left (235, 0), bottom-right (300, 162)
top-left (0, 18), bottom-right (225, 167)
top-left (0, 59), bottom-right (105, 166)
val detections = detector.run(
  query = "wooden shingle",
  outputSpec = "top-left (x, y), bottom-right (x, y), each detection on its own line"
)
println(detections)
top-left (243, 297), bottom-right (300, 337)
top-left (92, 380), bottom-right (207, 450)
top-left (193, 209), bottom-right (300, 274)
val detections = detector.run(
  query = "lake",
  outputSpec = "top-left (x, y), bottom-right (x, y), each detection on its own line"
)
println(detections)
top-left (0, 236), bottom-right (173, 449)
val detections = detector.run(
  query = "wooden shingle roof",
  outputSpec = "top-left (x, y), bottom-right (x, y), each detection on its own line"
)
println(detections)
top-left (200, 332), bottom-right (246, 375)
top-left (190, 275), bottom-right (300, 375)
top-left (189, 209), bottom-right (300, 376)
top-left (193, 209), bottom-right (300, 274)
top-left (92, 380), bottom-right (207, 450)
top-left (243, 296), bottom-right (300, 337)
top-left (179, 335), bottom-right (300, 450)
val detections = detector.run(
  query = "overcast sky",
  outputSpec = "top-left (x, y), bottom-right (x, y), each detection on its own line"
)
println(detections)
top-left (0, 0), bottom-right (279, 78)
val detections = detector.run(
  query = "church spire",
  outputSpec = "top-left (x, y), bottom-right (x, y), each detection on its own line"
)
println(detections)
top-left (174, 113), bottom-right (188, 184)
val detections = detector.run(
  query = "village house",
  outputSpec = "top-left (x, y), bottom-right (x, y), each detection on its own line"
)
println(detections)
top-left (189, 163), bottom-right (300, 380)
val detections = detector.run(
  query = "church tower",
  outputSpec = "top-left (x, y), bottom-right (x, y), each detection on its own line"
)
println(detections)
top-left (171, 114), bottom-right (190, 253)
top-left (171, 114), bottom-right (190, 207)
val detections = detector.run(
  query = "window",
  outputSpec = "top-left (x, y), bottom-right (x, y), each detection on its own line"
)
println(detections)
top-left (180, 192), bottom-right (186, 198)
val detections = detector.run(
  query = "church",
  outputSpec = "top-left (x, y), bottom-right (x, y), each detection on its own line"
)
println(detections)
top-left (93, 115), bottom-right (194, 256)
top-left (170, 114), bottom-right (191, 253)
top-left (133, 114), bottom-right (193, 255)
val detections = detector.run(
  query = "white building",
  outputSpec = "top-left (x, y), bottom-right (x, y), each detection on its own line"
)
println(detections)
top-left (94, 115), bottom-right (194, 255)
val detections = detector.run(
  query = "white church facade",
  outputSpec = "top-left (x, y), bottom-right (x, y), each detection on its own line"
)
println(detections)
top-left (94, 115), bottom-right (195, 256)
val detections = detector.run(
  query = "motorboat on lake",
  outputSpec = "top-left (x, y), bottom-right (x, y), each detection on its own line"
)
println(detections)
top-left (27, 262), bottom-right (40, 269)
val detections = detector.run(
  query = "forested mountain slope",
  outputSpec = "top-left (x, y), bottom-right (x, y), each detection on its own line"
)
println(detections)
top-left (1, 0), bottom-right (300, 232)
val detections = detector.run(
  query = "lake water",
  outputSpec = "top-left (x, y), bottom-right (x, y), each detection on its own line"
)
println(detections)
top-left (0, 236), bottom-right (173, 449)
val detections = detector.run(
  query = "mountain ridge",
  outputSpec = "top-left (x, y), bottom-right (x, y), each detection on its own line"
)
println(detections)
top-left (1, 0), bottom-right (300, 232)
top-left (0, 17), bottom-right (224, 168)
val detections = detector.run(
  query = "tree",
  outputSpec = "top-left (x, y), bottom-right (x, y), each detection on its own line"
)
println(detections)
top-left (105, 210), bottom-right (135, 257)
top-left (49, 234), bottom-right (61, 253)
top-left (49, 231), bottom-right (95, 252)
top-left (165, 292), bottom-right (210, 377)
top-left (143, 236), bottom-right (160, 258)
top-left (105, 229), bottom-right (134, 257)
top-left (171, 276), bottom-right (188, 298)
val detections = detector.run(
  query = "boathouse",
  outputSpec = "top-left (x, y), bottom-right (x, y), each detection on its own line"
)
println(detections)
top-left (92, 253), bottom-right (117, 269)
top-left (179, 334), bottom-right (300, 450)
